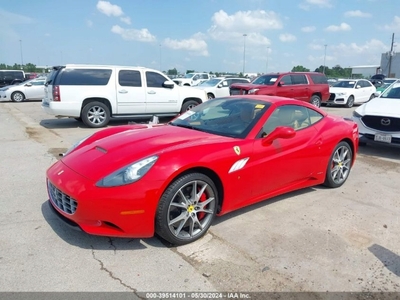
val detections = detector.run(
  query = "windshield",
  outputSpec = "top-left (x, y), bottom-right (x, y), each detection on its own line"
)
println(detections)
top-left (184, 73), bottom-right (195, 79)
top-left (332, 81), bottom-right (356, 88)
top-left (197, 78), bottom-right (221, 87)
top-left (170, 97), bottom-right (271, 138)
top-left (251, 74), bottom-right (279, 85)
top-left (380, 82), bottom-right (400, 99)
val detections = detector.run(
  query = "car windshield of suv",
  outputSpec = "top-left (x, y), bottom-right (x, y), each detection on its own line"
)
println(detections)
top-left (169, 97), bottom-right (271, 138)
top-left (198, 79), bottom-right (221, 87)
top-left (183, 73), bottom-right (195, 79)
top-left (332, 81), bottom-right (356, 88)
top-left (251, 74), bottom-right (280, 85)
top-left (380, 83), bottom-right (400, 99)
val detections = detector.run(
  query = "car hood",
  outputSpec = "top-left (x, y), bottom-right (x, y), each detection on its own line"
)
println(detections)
top-left (329, 87), bottom-right (353, 94)
top-left (62, 125), bottom-right (232, 181)
top-left (356, 98), bottom-right (400, 117)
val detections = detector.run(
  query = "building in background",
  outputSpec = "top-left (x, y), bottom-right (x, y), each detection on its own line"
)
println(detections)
top-left (350, 65), bottom-right (380, 78)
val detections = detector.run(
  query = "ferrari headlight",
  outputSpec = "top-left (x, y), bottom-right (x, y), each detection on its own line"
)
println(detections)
top-left (96, 155), bottom-right (158, 187)
top-left (248, 88), bottom-right (259, 94)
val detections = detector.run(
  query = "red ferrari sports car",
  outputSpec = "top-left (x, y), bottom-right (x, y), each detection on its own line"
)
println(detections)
top-left (46, 96), bottom-right (359, 245)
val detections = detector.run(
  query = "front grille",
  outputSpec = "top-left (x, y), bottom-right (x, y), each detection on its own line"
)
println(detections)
top-left (361, 115), bottom-right (400, 132)
top-left (329, 93), bottom-right (335, 100)
top-left (48, 181), bottom-right (78, 214)
top-left (230, 88), bottom-right (247, 95)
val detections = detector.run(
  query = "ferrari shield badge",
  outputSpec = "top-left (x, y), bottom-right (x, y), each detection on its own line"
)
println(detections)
top-left (233, 146), bottom-right (241, 155)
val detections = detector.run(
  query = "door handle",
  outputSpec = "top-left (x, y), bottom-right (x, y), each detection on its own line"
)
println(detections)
top-left (147, 91), bottom-right (156, 94)
top-left (118, 90), bottom-right (128, 94)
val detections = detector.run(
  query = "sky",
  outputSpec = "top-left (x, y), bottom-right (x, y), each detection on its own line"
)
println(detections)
top-left (0, 0), bottom-right (399, 74)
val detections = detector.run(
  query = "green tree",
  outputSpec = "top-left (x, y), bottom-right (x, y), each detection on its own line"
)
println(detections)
top-left (167, 68), bottom-right (178, 76)
top-left (291, 65), bottom-right (310, 72)
top-left (186, 70), bottom-right (195, 74)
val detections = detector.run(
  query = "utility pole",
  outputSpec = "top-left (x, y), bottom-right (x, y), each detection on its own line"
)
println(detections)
top-left (388, 33), bottom-right (395, 77)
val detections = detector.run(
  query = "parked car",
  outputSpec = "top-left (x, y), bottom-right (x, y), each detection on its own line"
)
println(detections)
top-left (173, 73), bottom-right (210, 86)
top-left (194, 77), bottom-right (250, 99)
top-left (0, 70), bottom-right (26, 88)
top-left (42, 64), bottom-right (208, 128)
top-left (353, 80), bottom-right (400, 147)
top-left (0, 77), bottom-right (46, 102)
top-left (45, 96), bottom-right (358, 245)
top-left (328, 79), bottom-right (376, 108)
top-left (229, 72), bottom-right (330, 107)
top-left (370, 73), bottom-right (386, 86)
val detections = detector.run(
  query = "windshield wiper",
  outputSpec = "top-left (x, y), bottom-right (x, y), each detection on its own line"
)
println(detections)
top-left (169, 122), bottom-right (203, 132)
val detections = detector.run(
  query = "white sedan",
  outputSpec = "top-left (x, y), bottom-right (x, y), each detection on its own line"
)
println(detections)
top-left (352, 80), bottom-right (400, 147)
top-left (0, 77), bottom-right (46, 102)
top-left (327, 79), bottom-right (376, 108)
top-left (194, 77), bottom-right (250, 99)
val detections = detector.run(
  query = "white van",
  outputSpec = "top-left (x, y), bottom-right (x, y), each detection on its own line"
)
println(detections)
top-left (42, 64), bottom-right (207, 128)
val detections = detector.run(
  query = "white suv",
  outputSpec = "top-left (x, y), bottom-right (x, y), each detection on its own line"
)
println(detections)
top-left (173, 73), bottom-right (210, 86)
top-left (42, 64), bottom-right (207, 128)
top-left (194, 77), bottom-right (250, 99)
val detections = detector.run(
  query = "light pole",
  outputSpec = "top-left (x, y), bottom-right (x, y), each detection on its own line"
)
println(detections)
top-left (159, 44), bottom-right (162, 71)
top-left (243, 34), bottom-right (247, 76)
top-left (323, 44), bottom-right (327, 74)
top-left (19, 40), bottom-right (24, 70)
top-left (266, 47), bottom-right (270, 73)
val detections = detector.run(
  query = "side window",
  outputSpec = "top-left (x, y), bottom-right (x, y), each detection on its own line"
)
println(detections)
top-left (119, 70), bottom-right (141, 87)
top-left (291, 75), bottom-right (308, 85)
top-left (261, 105), bottom-right (323, 137)
top-left (223, 80), bottom-right (230, 86)
top-left (310, 74), bottom-right (328, 84)
top-left (307, 108), bottom-right (323, 124)
top-left (59, 69), bottom-right (112, 85)
top-left (280, 75), bottom-right (292, 85)
top-left (32, 80), bottom-right (45, 86)
top-left (146, 71), bottom-right (168, 88)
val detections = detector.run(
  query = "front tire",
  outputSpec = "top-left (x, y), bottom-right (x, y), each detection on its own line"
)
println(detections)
top-left (207, 93), bottom-right (215, 100)
top-left (180, 100), bottom-right (199, 113)
top-left (11, 91), bottom-right (25, 102)
top-left (81, 101), bottom-right (110, 128)
top-left (310, 95), bottom-right (321, 107)
top-left (155, 173), bottom-right (218, 246)
top-left (323, 141), bottom-right (352, 188)
top-left (345, 96), bottom-right (354, 108)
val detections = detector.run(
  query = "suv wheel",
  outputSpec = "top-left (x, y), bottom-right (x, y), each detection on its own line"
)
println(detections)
top-left (81, 101), bottom-right (110, 128)
top-left (310, 95), bottom-right (321, 107)
top-left (181, 100), bottom-right (199, 113)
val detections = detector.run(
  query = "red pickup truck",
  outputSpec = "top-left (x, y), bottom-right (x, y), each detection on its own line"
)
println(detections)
top-left (230, 72), bottom-right (330, 107)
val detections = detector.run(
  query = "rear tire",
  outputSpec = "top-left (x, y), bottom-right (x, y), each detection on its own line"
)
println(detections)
top-left (310, 95), bottom-right (321, 107)
top-left (81, 101), bottom-right (110, 128)
top-left (323, 141), bottom-right (352, 188)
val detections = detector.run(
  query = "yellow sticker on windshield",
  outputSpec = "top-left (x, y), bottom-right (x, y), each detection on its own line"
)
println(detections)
top-left (255, 104), bottom-right (265, 109)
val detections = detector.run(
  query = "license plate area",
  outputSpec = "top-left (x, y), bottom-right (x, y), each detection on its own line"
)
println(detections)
top-left (374, 133), bottom-right (392, 143)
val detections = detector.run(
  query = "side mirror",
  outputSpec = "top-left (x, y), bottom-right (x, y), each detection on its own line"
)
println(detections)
top-left (217, 84), bottom-right (223, 88)
top-left (163, 81), bottom-right (175, 89)
top-left (278, 81), bottom-right (285, 86)
top-left (356, 85), bottom-right (361, 89)
top-left (262, 126), bottom-right (296, 146)
top-left (25, 83), bottom-right (32, 87)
